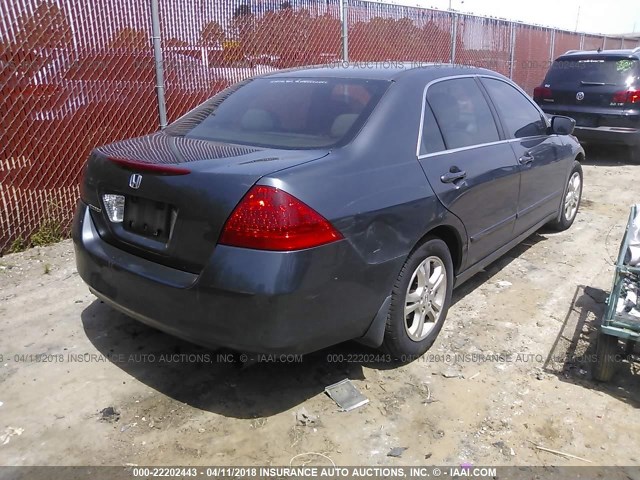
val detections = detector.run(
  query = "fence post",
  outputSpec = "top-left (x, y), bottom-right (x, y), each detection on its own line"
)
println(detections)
top-left (549, 28), bottom-right (556, 63)
top-left (602, 36), bottom-right (607, 50)
top-left (150, 0), bottom-right (168, 129)
top-left (579, 33), bottom-right (585, 50)
top-left (450, 12), bottom-right (457, 64)
top-left (340, 0), bottom-right (349, 62)
top-left (508, 21), bottom-right (516, 79)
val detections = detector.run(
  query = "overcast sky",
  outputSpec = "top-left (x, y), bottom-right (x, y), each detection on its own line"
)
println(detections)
top-left (392, 0), bottom-right (640, 35)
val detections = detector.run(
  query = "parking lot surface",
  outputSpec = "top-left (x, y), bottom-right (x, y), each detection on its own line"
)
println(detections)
top-left (0, 147), bottom-right (638, 466)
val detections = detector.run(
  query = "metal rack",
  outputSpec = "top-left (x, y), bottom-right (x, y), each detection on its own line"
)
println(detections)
top-left (594, 205), bottom-right (640, 381)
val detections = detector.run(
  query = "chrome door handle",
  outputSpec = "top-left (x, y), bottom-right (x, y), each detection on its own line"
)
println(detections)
top-left (519, 152), bottom-right (534, 165)
top-left (440, 170), bottom-right (467, 183)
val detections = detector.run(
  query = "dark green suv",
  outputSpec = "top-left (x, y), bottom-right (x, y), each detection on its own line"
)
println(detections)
top-left (534, 47), bottom-right (640, 160)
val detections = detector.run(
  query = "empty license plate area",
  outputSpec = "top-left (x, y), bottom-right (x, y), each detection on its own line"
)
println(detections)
top-left (573, 114), bottom-right (598, 127)
top-left (123, 196), bottom-right (175, 242)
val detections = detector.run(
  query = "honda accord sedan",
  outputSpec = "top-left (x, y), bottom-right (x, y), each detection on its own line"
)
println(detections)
top-left (73, 64), bottom-right (584, 360)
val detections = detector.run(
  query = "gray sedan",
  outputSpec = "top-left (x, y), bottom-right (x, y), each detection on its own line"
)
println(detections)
top-left (73, 63), bottom-right (584, 360)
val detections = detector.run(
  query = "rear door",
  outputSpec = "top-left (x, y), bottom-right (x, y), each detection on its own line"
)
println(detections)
top-left (480, 77), bottom-right (567, 234)
top-left (418, 76), bottom-right (520, 269)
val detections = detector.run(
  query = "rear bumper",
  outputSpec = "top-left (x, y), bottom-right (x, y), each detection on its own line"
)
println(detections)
top-left (573, 125), bottom-right (640, 147)
top-left (539, 105), bottom-right (640, 147)
top-left (72, 202), bottom-right (399, 354)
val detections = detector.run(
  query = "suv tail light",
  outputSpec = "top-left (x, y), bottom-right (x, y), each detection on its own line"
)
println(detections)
top-left (533, 86), bottom-right (552, 101)
top-left (612, 89), bottom-right (640, 104)
top-left (219, 185), bottom-right (343, 251)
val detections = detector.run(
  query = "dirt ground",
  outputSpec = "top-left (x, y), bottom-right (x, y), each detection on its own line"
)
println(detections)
top-left (0, 146), bottom-right (639, 468)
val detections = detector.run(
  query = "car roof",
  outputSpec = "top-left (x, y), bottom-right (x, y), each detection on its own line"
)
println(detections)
top-left (559, 47), bottom-right (640, 59)
top-left (261, 62), bottom-right (507, 82)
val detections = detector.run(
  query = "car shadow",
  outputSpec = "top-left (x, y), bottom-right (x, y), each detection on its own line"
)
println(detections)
top-left (82, 300), bottom-right (370, 418)
top-left (81, 231), bottom-right (552, 417)
top-left (542, 284), bottom-right (640, 408)
top-left (581, 144), bottom-right (637, 166)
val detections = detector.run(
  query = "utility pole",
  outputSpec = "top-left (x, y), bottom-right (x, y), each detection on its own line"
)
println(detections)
top-left (150, 0), bottom-right (168, 129)
top-left (574, 5), bottom-right (581, 32)
top-left (340, 0), bottom-right (348, 62)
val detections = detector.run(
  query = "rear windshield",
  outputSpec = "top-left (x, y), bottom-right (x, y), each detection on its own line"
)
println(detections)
top-left (545, 57), bottom-right (640, 86)
top-left (171, 77), bottom-right (389, 149)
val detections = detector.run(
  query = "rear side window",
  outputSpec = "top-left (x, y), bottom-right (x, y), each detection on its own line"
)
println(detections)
top-left (427, 78), bottom-right (500, 150)
top-left (544, 57), bottom-right (640, 86)
top-left (173, 77), bottom-right (389, 149)
top-left (419, 103), bottom-right (446, 156)
top-left (482, 78), bottom-right (547, 138)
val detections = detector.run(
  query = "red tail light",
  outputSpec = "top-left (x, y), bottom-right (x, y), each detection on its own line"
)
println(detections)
top-left (533, 86), bottom-right (552, 101)
top-left (612, 89), bottom-right (640, 104)
top-left (219, 185), bottom-right (343, 251)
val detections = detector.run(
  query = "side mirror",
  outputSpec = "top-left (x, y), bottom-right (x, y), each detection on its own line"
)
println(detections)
top-left (550, 115), bottom-right (575, 135)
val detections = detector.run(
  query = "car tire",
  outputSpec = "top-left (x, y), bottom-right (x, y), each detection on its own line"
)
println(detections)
top-left (382, 237), bottom-right (454, 361)
top-left (548, 160), bottom-right (583, 231)
top-left (593, 333), bottom-right (619, 382)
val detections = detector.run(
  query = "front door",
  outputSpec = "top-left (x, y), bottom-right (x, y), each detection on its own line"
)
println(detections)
top-left (480, 77), bottom-right (567, 234)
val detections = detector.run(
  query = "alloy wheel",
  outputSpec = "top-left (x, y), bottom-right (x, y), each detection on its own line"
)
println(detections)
top-left (404, 256), bottom-right (447, 341)
top-left (564, 171), bottom-right (581, 222)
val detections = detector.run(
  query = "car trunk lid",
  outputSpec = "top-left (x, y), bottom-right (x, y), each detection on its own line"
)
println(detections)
top-left (81, 132), bottom-right (329, 273)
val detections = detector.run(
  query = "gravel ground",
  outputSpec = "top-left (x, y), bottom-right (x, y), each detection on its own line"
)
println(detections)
top-left (0, 146), bottom-right (638, 468)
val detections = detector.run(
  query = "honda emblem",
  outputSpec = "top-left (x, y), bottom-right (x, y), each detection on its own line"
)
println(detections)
top-left (129, 173), bottom-right (142, 189)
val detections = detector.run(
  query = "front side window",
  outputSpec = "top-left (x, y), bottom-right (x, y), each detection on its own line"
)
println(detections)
top-left (167, 77), bottom-right (389, 149)
top-left (426, 78), bottom-right (500, 150)
top-left (482, 78), bottom-right (547, 138)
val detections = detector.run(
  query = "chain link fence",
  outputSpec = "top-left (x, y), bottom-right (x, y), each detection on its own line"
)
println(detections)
top-left (1, 0), bottom-right (639, 253)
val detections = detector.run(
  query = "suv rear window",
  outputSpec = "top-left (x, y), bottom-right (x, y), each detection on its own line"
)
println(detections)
top-left (544, 57), bottom-right (640, 86)
top-left (172, 77), bottom-right (389, 149)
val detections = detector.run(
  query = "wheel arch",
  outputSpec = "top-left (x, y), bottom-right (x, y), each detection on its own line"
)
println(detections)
top-left (357, 221), bottom-right (465, 349)
top-left (413, 224), bottom-right (464, 274)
